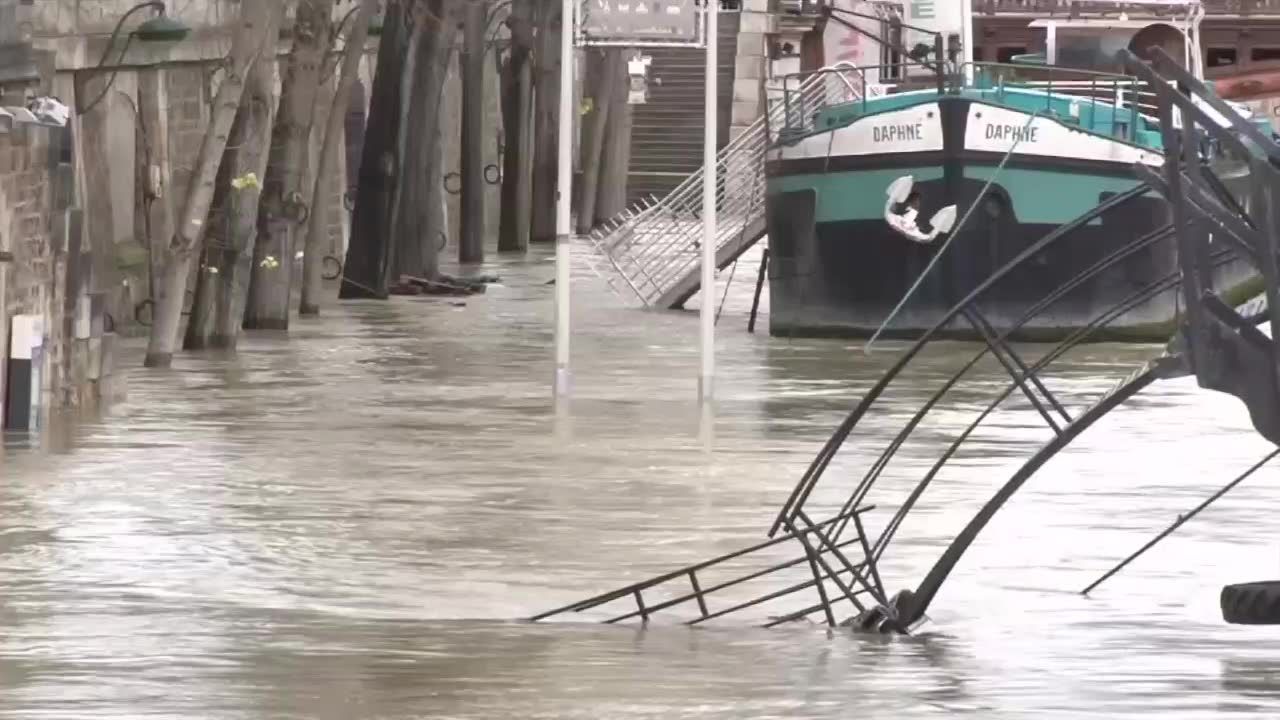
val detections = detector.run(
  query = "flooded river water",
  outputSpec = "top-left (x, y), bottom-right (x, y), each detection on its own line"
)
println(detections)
top-left (3, 247), bottom-right (1280, 718)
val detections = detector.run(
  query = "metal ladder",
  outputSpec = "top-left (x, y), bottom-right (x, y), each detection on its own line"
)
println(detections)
top-left (583, 63), bottom-right (865, 309)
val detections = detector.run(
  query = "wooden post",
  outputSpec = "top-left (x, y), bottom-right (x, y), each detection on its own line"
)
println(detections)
top-left (459, 0), bottom-right (487, 263)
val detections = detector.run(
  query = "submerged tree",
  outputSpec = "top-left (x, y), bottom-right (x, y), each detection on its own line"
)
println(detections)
top-left (529, 0), bottom-right (561, 243)
top-left (145, 1), bottom-right (282, 367)
top-left (498, 0), bottom-right (535, 253)
top-left (342, 0), bottom-right (463, 298)
top-left (245, 0), bottom-right (339, 330)
top-left (301, 0), bottom-right (380, 315)
top-left (184, 33), bottom-right (278, 351)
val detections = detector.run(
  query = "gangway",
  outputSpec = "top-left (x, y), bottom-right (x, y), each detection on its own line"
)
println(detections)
top-left (584, 63), bottom-right (865, 309)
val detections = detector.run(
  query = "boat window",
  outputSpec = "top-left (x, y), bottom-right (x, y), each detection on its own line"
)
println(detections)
top-left (1251, 47), bottom-right (1280, 63)
top-left (882, 18), bottom-right (904, 81)
top-left (1208, 47), bottom-right (1238, 68)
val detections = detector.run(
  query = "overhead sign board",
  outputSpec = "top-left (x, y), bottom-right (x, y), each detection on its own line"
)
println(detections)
top-left (575, 0), bottom-right (704, 47)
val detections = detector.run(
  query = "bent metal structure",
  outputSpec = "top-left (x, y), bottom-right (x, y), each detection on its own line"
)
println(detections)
top-left (532, 47), bottom-right (1280, 632)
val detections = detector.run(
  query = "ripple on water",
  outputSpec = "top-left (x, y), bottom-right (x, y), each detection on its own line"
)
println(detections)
top-left (1, 249), bottom-right (1279, 717)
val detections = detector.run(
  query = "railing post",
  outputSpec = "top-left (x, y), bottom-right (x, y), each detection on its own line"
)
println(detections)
top-left (688, 570), bottom-right (709, 618)
top-left (633, 589), bottom-right (649, 621)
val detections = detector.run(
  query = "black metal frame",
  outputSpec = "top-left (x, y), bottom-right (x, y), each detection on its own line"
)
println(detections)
top-left (529, 506), bottom-right (884, 627)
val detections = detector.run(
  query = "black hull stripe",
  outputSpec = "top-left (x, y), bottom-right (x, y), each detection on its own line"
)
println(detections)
top-left (767, 96), bottom-right (1159, 180)
top-left (766, 152), bottom-right (1149, 178)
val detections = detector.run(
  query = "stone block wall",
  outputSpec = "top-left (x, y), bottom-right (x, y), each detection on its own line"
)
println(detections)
top-left (730, 0), bottom-right (774, 140)
top-left (0, 124), bottom-right (64, 420)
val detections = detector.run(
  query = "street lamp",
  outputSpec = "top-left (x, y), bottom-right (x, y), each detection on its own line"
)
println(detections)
top-left (76, 1), bottom-right (193, 115)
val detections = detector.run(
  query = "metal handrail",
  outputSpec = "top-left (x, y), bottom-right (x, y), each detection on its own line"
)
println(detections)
top-left (584, 61), bottom-right (863, 306)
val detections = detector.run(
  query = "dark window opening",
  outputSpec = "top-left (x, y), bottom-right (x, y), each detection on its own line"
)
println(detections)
top-left (1208, 47), bottom-right (1238, 67)
top-left (996, 46), bottom-right (1028, 64)
top-left (882, 19), bottom-right (904, 80)
top-left (1252, 47), bottom-right (1280, 63)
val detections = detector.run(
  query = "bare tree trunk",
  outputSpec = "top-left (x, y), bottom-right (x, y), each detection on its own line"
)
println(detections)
top-left (342, 3), bottom-right (409, 299)
top-left (575, 49), bottom-right (617, 235)
top-left (185, 48), bottom-right (277, 350)
top-left (424, 72), bottom-right (448, 278)
top-left (459, 0), bottom-right (486, 264)
top-left (530, 0), bottom-right (561, 243)
top-left (596, 50), bottom-right (633, 223)
top-left (144, 1), bottom-right (279, 368)
top-left (301, 0), bottom-right (377, 315)
top-left (384, 0), bottom-right (461, 286)
top-left (245, 0), bottom-right (337, 331)
top-left (498, 0), bottom-right (534, 252)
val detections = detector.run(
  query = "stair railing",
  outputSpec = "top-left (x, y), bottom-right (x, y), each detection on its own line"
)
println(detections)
top-left (584, 61), bottom-right (865, 307)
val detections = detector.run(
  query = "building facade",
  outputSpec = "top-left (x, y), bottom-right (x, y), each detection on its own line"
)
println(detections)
top-left (973, 0), bottom-right (1280, 76)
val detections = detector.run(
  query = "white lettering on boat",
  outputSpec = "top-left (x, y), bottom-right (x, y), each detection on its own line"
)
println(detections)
top-left (873, 123), bottom-right (924, 143)
top-left (984, 123), bottom-right (1040, 143)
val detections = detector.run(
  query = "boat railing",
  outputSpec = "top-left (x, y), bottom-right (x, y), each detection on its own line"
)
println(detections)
top-left (768, 61), bottom-right (935, 141)
top-left (768, 60), bottom-right (1166, 145)
top-left (964, 61), bottom-right (1159, 141)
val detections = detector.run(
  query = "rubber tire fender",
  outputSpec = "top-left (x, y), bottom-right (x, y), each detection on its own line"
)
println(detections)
top-left (1221, 581), bottom-right (1280, 625)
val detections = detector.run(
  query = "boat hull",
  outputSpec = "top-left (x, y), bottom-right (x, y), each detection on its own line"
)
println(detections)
top-left (764, 97), bottom-right (1258, 341)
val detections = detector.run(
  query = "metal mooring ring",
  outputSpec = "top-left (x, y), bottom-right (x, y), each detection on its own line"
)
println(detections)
top-left (284, 191), bottom-right (310, 224)
top-left (322, 255), bottom-right (343, 280)
top-left (443, 171), bottom-right (463, 195)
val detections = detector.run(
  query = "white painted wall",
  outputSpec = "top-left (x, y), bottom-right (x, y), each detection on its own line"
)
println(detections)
top-left (822, 0), bottom-right (883, 74)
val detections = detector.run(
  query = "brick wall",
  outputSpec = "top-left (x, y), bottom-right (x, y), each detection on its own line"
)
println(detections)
top-left (166, 66), bottom-right (211, 215)
top-left (0, 124), bottom-right (64, 416)
top-left (1, 120), bottom-right (120, 423)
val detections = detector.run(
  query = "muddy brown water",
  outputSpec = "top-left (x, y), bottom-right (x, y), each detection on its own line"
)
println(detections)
top-left (2, 247), bottom-right (1279, 718)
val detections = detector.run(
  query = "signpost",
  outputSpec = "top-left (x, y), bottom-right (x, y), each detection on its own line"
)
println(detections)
top-left (561, 0), bottom-right (710, 400)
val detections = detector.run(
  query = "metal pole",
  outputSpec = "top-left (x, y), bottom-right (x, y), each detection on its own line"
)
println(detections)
top-left (699, 0), bottom-right (717, 403)
top-left (554, 0), bottom-right (574, 397)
